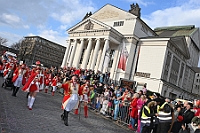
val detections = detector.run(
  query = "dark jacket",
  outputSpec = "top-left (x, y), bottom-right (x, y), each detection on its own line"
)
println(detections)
top-left (194, 129), bottom-right (200, 133)
top-left (182, 109), bottom-right (194, 124)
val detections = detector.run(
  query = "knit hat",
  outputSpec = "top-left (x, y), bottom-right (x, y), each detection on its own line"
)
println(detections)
top-left (177, 115), bottom-right (183, 122)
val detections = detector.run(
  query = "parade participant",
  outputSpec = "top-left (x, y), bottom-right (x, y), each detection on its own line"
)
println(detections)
top-left (39, 68), bottom-right (45, 92)
top-left (12, 64), bottom-right (27, 97)
top-left (2, 64), bottom-right (14, 88)
top-left (80, 81), bottom-right (90, 118)
top-left (44, 69), bottom-right (50, 93)
top-left (22, 61), bottom-right (41, 110)
top-left (58, 76), bottom-right (82, 126)
top-left (58, 75), bottom-right (82, 126)
top-left (51, 74), bottom-right (58, 96)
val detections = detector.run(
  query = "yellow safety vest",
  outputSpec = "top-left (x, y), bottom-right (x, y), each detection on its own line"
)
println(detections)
top-left (141, 106), bottom-right (151, 125)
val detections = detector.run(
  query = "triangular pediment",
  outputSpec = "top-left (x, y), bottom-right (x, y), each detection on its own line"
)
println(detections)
top-left (170, 36), bottom-right (190, 59)
top-left (68, 18), bottom-right (111, 33)
top-left (90, 4), bottom-right (137, 22)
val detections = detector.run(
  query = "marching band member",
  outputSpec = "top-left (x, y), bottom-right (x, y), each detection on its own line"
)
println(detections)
top-left (80, 81), bottom-right (90, 118)
top-left (51, 74), bottom-right (58, 96)
top-left (44, 69), bottom-right (50, 93)
top-left (39, 68), bottom-right (45, 92)
top-left (58, 75), bottom-right (82, 126)
top-left (12, 64), bottom-right (27, 97)
top-left (22, 61), bottom-right (41, 110)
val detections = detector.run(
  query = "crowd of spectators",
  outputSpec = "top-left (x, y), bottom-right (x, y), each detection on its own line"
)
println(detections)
top-left (1, 53), bottom-right (200, 133)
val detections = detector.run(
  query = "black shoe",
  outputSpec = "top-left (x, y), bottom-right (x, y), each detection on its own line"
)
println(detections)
top-left (64, 110), bottom-right (69, 126)
top-left (64, 120), bottom-right (68, 126)
top-left (61, 113), bottom-right (64, 121)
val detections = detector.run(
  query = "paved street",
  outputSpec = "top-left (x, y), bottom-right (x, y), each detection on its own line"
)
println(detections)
top-left (0, 77), bottom-right (133, 133)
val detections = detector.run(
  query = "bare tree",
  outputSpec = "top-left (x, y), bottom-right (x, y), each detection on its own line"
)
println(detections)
top-left (10, 39), bottom-right (23, 50)
top-left (0, 36), bottom-right (8, 45)
top-left (10, 42), bottom-right (21, 50)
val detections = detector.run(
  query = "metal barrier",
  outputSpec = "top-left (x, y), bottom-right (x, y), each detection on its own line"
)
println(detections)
top-left (88, 92), bottom-right (131, 127)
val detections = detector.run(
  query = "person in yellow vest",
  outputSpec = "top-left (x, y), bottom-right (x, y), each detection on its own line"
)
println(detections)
top-left (140, 101), bottom-right (158, 133)
top-left (156, 98), bottom-right (174, 133)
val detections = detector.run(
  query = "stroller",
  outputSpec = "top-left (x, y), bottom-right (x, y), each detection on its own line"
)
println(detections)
top-left (2, 70), bottom-right (14, 89)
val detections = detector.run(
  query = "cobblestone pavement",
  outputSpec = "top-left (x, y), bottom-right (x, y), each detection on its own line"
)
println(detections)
top-left (0, 77), bottom-right (134, 133)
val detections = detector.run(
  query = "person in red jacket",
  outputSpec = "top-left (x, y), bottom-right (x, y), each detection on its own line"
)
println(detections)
top-left (58, 75), bottom-right (82, 126)
top-left (22, 61), bottom-right (41, 110)
top-left (12, 64), bottom-right (27, 97)
top-left (39, 68), bottom-right (45, 92)
top-left (44, 69), bottom-right (50, 93)
top-left (51, 74), bottom-right (58, 96)
top-left (80, 81), bottom-right (90, 118)
top-left (129, 93), bottom-right (139, 130)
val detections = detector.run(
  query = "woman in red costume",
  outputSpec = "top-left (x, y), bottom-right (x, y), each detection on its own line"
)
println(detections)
top-left (22, 61), bottom-right (41, 110)
top-left (80, 81), bottom-right (90, 118)
top-left (12, 64), bottom-right (28, 97)
top-left (44, 69), bottom-right (50, 93)
top-left (58, 75), bottom-right (82, 126)
top-left (51, 74), bottom-right (58, 96)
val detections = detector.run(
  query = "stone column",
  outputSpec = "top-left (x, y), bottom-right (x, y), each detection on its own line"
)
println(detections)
top-left (74, 39), bottom-right (85, 68)
top-left (95, 48), bottom-right (102, 73)
top-left (110, 48), bottom-right (119, 80)
top-left (68, 39), bottom-right (77, 67)
top-left (82, 38), bottom-right (93, 69)
top-left (90, 38), bottom-right (100, 70)
top-left (98, 39), bottom-right (109, 72)
top-left (61, 40), bottom-right (71, 67)
top-left (87, 48), bottom-right (94, 69)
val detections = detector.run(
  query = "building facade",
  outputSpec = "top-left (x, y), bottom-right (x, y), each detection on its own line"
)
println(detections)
top-left (62, 4), bottom-right (156, 81)
top-left (62, 4), bottom-right (200, 99)
top-left (134, 26), bottom-right (200, 100)
top-left (19, 36), bottom-right (66, 67)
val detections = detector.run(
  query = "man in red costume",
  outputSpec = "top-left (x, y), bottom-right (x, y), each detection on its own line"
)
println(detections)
top-left (22, 61), bottom-right (41, 110)
top-left (58, 75), bottom-right (82, 126)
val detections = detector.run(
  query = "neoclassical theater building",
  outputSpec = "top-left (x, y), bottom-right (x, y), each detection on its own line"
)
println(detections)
top-left (62, 4), bottom-right (200, 99)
